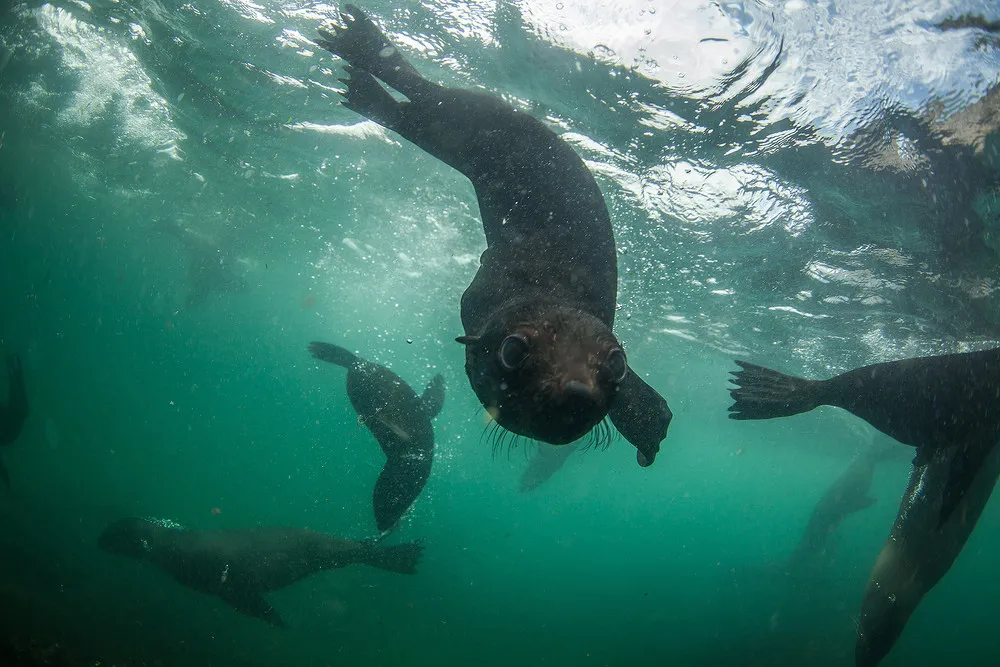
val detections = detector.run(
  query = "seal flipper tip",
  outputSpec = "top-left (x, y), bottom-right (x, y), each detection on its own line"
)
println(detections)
top-left (420, 374), bottom-right (445, 419)
top-left (608, 368), bottom-right (671, 467)
top-left (727, 360), bottom-right (820, 420)
top-left (308, 341), bottom-right (359, 368)
top-left (219, 585), bottom-right (285, 627)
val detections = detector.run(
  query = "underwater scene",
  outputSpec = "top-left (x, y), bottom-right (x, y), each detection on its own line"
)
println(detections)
top-left (1, 1), bottom-right (999, 666)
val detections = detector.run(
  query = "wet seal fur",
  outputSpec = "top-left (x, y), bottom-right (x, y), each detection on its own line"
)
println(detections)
top-left (98, 517), bottom-right (424, 626)
top-left (0, 354), bottom-right (28, 489)
top-left (314, 5), bottom-right (671, 466)
top-left (855, 442), bottom-right (1000, 667)
top-left (728, 347), bottom-right (1000, 526)
top-left (310, 341), bottom-right (443, 532)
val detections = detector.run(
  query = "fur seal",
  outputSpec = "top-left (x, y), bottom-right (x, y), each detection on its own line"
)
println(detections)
top-left (314, 5), bottom-right (672, 466)
top-left (786, 442), bottom-right (901, 573)
top-left (728, 347), bottom-right (1000, 525)
top-left (0, 353), bottom-right (28, 489)
top-left (310, 341), bottom-right (443, 532)
top-left (98, 516), bottom-right (424, 626)
top-left (855, 440), bottom-right (1000, 667)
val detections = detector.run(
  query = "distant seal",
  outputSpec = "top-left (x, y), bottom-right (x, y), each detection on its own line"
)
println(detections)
top-left (785, 441), bottom-right (901, 573)
top-left (855, 441), bottom-right (1000, 667)
top-left (98, 516), bottom-right (424, 626)
top-left (315, 5), bottom-right (672, 466)
top-left (0, 353), bottom-right (28, 489)
top-left (310, 341), bottom-right (443, 532)
top-left (728, 347), bottom-right (1000, 524)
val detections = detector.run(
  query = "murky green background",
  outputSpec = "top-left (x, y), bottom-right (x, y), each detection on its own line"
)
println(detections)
top-left (1, 1), bottom-right (998, 665)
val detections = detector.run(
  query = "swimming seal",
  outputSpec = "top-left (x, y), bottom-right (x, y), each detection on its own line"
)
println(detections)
top-left (314, 5), bottom-right (672, 466)
top-left (785, 441), bottom-right (901, 573)
top-left (0, 353), bottom-right (28, 489)
top-left (310, 341), bottom-right (443, 532)
top-left (98, 517), bottom-right (424, 626)
top-left (855, 441), bottom-right (1000, 667)
top-left (727, 347), bottom-right (1000, 525)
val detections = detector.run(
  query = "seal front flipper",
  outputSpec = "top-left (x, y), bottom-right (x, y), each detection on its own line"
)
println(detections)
top-left (937, 437), bottom-right (994, 528)
top-left (316, 5), bottom-right (429, 99)
top-left (336, 65), bottom-right (402, 130)
top-left (219, 583), bottom-right (285, 628)
top-left (608, 369), bottom-right (671, 467)
top-left (309, 341), bottom-right (360, 368)
top-left (727, 360), bottom-right (821, 420)
top-left (420, 374), bottom-right (445, 419)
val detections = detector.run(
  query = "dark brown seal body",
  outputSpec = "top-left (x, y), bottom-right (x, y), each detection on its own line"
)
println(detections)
top-left (0, 354), bottom-right (28, 489)
top-left (855, 442), bottom-right (1000, 667)
top-left (98, 517), bottom-right (424, 626)
top-left (314, 5), bottom-right (671, 466)
top-left (310, 341), bottom-right (443, 532)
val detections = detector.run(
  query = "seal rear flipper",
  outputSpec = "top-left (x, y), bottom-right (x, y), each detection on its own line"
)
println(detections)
top-left (359, 539), bottom-right (425, 574)
top-left (420, 374), bottom-right (445, 419)
top-left (219, 585), bottom-right (285, 627)
top-left (608, 369), bottom-right (671, 467)
top-left (727, 360), bottom-right (821, 420)
top-left (373, 455), bottom-right (432, 532)
top-left (309, 341), bottom-right (360, 368)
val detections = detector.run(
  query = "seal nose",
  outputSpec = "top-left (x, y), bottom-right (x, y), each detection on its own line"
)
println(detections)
top-left (563, 379), bottom-right (598, 401)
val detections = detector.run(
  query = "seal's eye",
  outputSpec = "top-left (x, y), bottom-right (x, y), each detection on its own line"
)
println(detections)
top-left (607, 348), bottom-right (627, 382)
top-left (498, 335), bottom-right (530, 371)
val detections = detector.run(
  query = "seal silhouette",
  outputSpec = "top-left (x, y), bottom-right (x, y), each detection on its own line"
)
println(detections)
top-left (315, 5), bottom-right (672, 466)
top-left (310, 341), bottom-right (443, 532)
top-left (0, 354), bottom-right (28, 489)
top-left (98, 516), bottom-right (424, 626)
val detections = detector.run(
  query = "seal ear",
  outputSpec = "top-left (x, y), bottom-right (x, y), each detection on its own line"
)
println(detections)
top-left (455, 335), bottom-right (480, 345)
top-left (608, 367), bottom-right (672, 467)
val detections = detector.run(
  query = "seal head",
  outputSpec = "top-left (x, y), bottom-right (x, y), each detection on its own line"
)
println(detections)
top-left (459, 303), bottom-right (626, 445)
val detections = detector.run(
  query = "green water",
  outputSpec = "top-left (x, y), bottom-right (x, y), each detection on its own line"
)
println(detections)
top-left (1, 1), bottom-right (999, 666)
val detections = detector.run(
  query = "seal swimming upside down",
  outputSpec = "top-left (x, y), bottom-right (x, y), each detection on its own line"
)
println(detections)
top-left (314, 5), bottom-right (672, 466)
top-left (310, 341), bottom-right (443, 532)
top-left (0, 353), bottom-right (28, 489)
top-left (98, 516), bottom-right (424, 626)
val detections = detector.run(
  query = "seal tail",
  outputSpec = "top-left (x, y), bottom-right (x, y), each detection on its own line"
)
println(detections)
top-left (309, 341), bottom-right (360, 368)
top-left (359, 539), bottom-right (424, 575)
top-left (727, 360), bottom-right (822, 420)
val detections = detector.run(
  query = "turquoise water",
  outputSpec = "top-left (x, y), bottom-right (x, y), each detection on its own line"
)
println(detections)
top-left (1, 1), bottom-right (998, 665)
